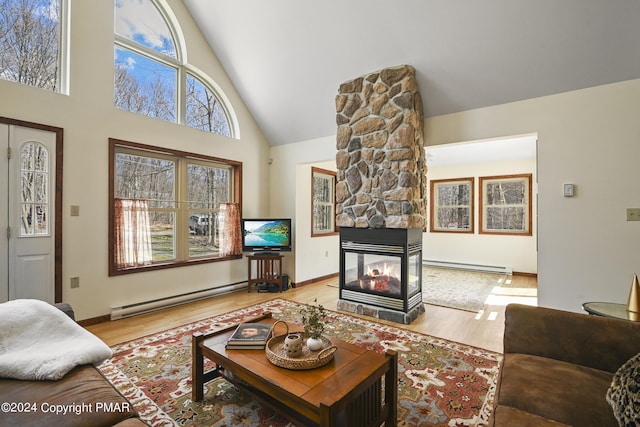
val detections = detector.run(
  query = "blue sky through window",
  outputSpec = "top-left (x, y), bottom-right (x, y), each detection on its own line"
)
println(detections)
top-left (115, 0), bottom-right (176, 59)
top-left (115, 46), bottom-right (176, 92)
top-left (114, 46), bottom-right (176, 122)
top-left (113, 0), bottom-right (232, 135)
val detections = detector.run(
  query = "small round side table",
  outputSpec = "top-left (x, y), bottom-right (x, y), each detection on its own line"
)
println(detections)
top-left (582, 302), bottom-right (640, 321)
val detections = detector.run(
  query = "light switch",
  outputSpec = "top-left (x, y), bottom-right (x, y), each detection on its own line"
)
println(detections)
top-left (627, 208), bottom-right (640, 221)
top-left (70, 205), bottom-right (80, 216)
top-left (563, 184), bottom-right (574, 197)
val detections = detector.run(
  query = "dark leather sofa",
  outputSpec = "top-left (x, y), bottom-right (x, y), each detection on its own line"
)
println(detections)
top-left (489, 303), bottom-right (640, 426)
top-left (1, 303), bottom-right (147, 427)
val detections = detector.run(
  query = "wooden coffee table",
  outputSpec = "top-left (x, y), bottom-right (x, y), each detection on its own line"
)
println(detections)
top-left (192, 312), bottom-right (397, 427)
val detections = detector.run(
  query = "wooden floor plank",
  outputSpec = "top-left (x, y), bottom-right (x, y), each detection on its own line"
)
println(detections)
top-left (86, 274), bottom-right (537, 353)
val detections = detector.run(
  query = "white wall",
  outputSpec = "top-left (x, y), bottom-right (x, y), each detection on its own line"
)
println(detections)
top-left (423, 157), bottom-right (537, 274)
top-left (294, 161), bottom-right (339, 284)
top-left (426, 79), bottom-right (640, 312)
top-left (0, 0), bottom-right (271, 320)
top-left (269, 136), bottom-right (337, 282)
top-left (272, 79), bottom-right (640, 313)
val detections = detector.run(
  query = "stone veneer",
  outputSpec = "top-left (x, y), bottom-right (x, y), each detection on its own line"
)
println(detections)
top-left (335, 64), bottom-right (426, 229)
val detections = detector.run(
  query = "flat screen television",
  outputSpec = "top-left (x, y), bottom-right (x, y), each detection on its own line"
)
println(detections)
top-left (241, 218), bottom-right (292, 253)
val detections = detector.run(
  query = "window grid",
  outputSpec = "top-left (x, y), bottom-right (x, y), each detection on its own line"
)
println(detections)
top-left (479, 174), bottom-right (532, 235)
top-left (109, 139), bottom-right (242, 276)
top-left (429, 177), bottom-right (474, 233)
top-left (311, 167), bottom-right (337, 236)
top-left (20, 142), bottom-right (49, 236)
top-left (113, 0), bottom-right (233, 137)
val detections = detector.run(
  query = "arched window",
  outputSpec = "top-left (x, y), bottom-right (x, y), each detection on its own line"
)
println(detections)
top-left (114, 0), bottom-right (234, 137)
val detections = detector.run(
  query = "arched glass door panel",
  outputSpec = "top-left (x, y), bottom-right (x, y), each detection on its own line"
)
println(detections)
top-left (20, 141), bottom-right (49, 236)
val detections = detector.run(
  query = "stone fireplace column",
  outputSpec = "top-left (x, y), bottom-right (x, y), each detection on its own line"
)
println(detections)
top-left (335, 65), bottom-right (426, 324)
top-left (335, 64), bottom-right (426, 230)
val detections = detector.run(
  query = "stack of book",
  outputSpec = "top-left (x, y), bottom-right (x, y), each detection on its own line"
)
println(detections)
top-left (225, 322), bottom-right (274, 350)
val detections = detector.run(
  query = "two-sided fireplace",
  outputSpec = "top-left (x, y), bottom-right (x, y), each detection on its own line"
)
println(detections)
top-left (338, 227), bottom-right (424, 324)
top-left (335, 65), bottom-right (427, 324)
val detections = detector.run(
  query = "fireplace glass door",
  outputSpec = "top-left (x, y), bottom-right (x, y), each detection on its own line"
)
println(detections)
top-left (344, 252), bottom-right (403, 297)
top-left (407, 251), bottom-right (421, 297)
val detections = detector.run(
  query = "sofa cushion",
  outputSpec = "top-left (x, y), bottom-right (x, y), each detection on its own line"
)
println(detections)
top-left (607, 351), bottom-right (640, 427)
top-left (53, 302), bottom-right (75, 320)
top-left (492, 405), bottom-right (571, 426)
top-left (2, 364), bottom-right (138, 427)
top-left (497, 353), bottom-right (618, 427)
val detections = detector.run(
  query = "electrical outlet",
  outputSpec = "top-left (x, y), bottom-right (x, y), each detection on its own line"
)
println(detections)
top-left (70, 277), bottom-right (80, 288)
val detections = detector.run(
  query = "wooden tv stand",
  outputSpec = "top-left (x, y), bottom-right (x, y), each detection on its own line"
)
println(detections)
top-left (247, 254), bottom-right (284, 292)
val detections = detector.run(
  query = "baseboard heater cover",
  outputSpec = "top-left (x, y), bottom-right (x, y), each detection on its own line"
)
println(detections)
top-left (423, 260), bottom-right (512, 275)
top-left (110, 282), bottom-right (246, 320)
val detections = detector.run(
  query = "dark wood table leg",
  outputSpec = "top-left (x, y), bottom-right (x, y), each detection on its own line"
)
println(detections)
top-left (385, 350), bottom-right (398, 427)
top-left (192, 332), bottom-right (205, 402)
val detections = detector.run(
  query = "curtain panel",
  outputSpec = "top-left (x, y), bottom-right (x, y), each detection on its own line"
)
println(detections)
top-left (219, 202), bottom-right (242, 256)
top-left (114, 198), bottom-right (153, 268)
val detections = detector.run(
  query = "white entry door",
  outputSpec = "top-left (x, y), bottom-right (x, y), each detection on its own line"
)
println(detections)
top-left (0, 124), bottom-right (56, 303)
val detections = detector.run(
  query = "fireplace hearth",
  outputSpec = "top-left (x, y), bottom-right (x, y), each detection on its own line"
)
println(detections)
top-left (338, 228), bottom-right (424, 324)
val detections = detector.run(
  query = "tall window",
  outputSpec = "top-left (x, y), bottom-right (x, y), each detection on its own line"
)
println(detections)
top-left (114, 0), bottom-right (233, 136)
top-left (311, 167), bottom-right (337, 236)
top-left (20, 142), bottom-right (49, 236)
top-left (430, 178), bottom-right (474, 233)
top-left (109, 139), bottom-right (242, 275)
top-left (479, 174), bottom-right (532, 235)
top-left (0, 0), bottom-right (68, 92)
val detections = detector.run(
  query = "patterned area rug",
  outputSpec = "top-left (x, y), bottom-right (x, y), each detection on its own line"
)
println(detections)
top-left (422, 267), bottom-right (506, 312)
top-left (98, 299), bottom-right (501, 426)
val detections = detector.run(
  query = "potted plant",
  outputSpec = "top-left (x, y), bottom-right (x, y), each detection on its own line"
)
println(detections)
top-left (300, 298), bottom-right (327, 351)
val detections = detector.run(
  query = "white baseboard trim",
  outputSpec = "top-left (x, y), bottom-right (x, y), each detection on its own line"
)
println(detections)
top-left (423, 259), bottom-right (512, 275)
top-left (110, 282), bottom-right (246, 320)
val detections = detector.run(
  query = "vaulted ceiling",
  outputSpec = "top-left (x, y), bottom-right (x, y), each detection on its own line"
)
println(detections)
top-left (184, 1), bottom-right (640, 147)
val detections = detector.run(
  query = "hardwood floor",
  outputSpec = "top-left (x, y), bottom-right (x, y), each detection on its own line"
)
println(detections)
top-left (87, 273), bottom-right (537, 354)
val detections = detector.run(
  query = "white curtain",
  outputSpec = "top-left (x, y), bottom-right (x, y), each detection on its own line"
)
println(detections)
top-left (114, 198), bottom-right (153, 268)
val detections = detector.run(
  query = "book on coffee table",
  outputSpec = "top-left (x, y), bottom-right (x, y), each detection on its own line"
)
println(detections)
top-left (225, 322), bottom-right (274, 349)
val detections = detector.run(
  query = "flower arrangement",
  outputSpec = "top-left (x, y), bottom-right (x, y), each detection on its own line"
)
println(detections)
top-left (300, 298), bottom-right (327, 339)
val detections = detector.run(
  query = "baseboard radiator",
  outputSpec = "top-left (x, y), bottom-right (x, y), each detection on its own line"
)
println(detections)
top-left (423, 259), bottom-right (512, 275)
top-left (110, 282), bottom-right (246, 320)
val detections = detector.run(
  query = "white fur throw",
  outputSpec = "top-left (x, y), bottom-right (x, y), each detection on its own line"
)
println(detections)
top-left (0, 299), bottom-right (112, 380)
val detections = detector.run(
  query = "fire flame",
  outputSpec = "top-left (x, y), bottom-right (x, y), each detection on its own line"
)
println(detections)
top-left (366, 262), bottom-right (395, 277)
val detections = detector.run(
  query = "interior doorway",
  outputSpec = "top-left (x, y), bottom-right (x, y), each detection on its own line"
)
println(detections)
top-left (423, 133), bottom-right (538, 276)
top-left (0, 118), bottom-right (63, 303)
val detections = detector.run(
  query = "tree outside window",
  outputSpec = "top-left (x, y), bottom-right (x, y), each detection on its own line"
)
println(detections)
top-left (109, 139), bottom-right (242, 275)
top-left (114, 47), bottom-right (177, 123)
top-left (114, 0), bottom-right (232, 136)
top-left (479, 174), bottom-right (532, 235)
top-left (0, 0), bottom-right (66, 92)
top-left (20, 142), bottom-right (49, 236)
top-left (311, 167), bottom-right (337, 236)
top-left (186, 74), bottom-right (230, 135)
top-left (429, 178), bottom-right (474, 233)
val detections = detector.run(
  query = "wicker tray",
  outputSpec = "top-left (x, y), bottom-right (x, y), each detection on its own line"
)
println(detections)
top-left (265, 321), bottom-right (337, 370)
